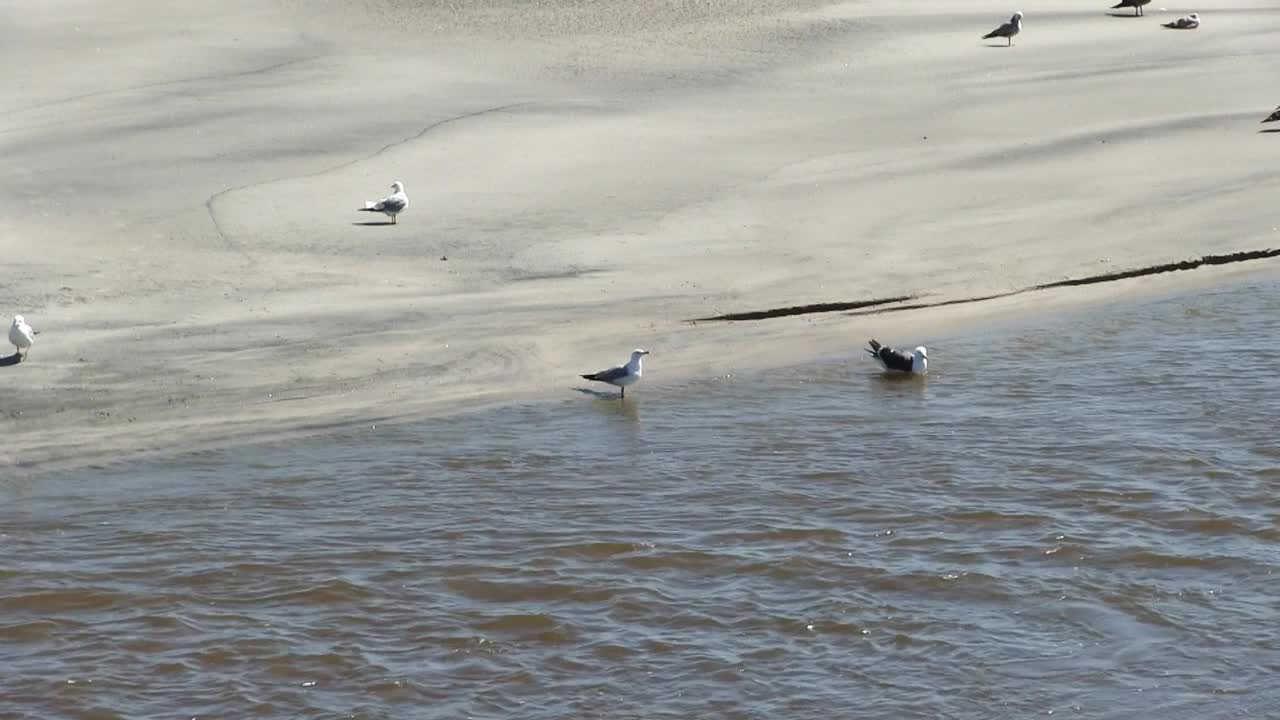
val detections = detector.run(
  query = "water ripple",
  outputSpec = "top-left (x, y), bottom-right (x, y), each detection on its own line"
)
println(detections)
top-left (3, 281), bottom-right (1280, 718)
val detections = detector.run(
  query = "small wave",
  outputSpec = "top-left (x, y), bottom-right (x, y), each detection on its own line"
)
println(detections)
top-left (0, 589), bottom-right (124, 613)
top-left (445, 578), bottom-right (617, 604)
top-left (473, 613), bottom-right (579, 644)
top-left (545, 541), bottom-right (655, 558)
top-left (0, 619), bottom-right (62, 642)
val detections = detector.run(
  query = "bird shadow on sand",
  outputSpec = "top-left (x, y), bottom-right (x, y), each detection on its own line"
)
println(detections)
top-left (351, 221), bottom-right (396, 227)
top-left (1106, 13), bottom-right (1143, 18)
top-left (982, 44), bottom-right (1015, 48)
top-left (0, 352), bottom-right (24, 367)
top-left (1258, 128), bottom-right (1280, 134)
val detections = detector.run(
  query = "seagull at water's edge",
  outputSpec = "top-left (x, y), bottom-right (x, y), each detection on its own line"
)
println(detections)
top-left (581, 349), bottom-right (649, 398)
top-left (1162, 13), bottom-right (1199, 29)
top-left (1111, 0), bottom-right (1151, 16)
top-left (867, 339), bottom-right (927, 375)
top-left (982, 11), bottom-right (1023, 46)
top-left (1262, 106), bottom-right (1280, 124)
top-left (9, 315), bottom-right (36, 359)
top-left (358, 180), bottom-right (408, 223)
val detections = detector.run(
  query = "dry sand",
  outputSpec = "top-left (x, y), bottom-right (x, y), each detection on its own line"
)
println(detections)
top-left (3, 0), bottom-right (1279, 474)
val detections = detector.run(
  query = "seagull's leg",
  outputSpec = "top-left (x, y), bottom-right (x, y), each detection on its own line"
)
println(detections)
top-left (620, 386), bottom-right (625, 399)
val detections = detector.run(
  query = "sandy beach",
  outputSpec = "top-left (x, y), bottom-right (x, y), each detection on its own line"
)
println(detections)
top-left (3, 0), bottom-right (1279, 474)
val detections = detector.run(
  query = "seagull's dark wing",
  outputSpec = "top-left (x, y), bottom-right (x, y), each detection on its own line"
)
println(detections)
top-left (1263, 107), bottom-right (1280, 124)
top-left (983, 21), bottom-right (1013, 39)
top-left (380, 195), bottom-right (407, 213)
top-left (583, 365), bottom-right (628, 383)
top-left (877, 345), bottom-right (915, 373)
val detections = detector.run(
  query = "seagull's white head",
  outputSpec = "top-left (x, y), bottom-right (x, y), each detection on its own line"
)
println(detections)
top-left (912, 346), bottom-right (928, 374)
top-left (391, 181), bottom-right (404, 193)
top-left (1012, 11), bottom-right (1023, 21)
top-left (12, 315), bottom-right (23, 326)
top-left (631, 349), bottom-right (650, 359)
top-left (1188, 13), bottom-right (1198, 19)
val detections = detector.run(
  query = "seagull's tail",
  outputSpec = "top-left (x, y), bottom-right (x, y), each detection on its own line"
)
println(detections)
top-left (982, 30), bottom-right (997, 39)
top-left (867, 339), bottom-right (882, 358)
top-left (358, 206), bottom-right (379, 212)
top-left (581, 373), bottom-right (597, 381)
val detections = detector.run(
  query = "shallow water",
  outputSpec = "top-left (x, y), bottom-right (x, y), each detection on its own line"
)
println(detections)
top-left (3, 280), bottom-right (1279, 719)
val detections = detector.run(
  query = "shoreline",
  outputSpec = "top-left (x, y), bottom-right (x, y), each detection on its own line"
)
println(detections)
top-left (9, 259), bottom-right (1277, 481)
top-left (4, 0), bottom-right (1280, 478)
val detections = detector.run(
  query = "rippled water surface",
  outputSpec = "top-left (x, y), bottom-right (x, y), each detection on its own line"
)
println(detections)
top-left (4, 280), bottom-right (1280, 719)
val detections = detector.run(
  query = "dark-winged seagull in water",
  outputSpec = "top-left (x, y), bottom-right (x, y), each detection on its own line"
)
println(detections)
top-left (983, 11), bottom-right (1023, 46)
top-left (358, 180), bottom-right (408, 224)
top-left (1162, 13), bottom-right (1199, 29)
top-left (1111, 0), bottom-right (1151, 16)
top-left (867, 339), bottom-right (927, 375)
top-left (1262, 106), bottom-right (1280, 124)
top-left (581, 349), bottom-right (649, 398)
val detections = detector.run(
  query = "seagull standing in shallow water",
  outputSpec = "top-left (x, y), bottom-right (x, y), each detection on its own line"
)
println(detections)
top-left (358, 181), bottom-right (408, 224)
top-left (983, 11), bottom-right (1023, 46)
top-left (867, 339), bottom-right (927, 375)
top-left (9, 315), bottom-right (36, 358)
top-left (581, 349), bottom-right (649, 398)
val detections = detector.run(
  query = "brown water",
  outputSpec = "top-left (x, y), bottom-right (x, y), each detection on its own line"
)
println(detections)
top-left (3, 280), bottom-right (1279, 719)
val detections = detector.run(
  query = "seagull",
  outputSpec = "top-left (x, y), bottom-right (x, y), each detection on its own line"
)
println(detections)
top-left (581, 349), bottom-right (649, 398)
top-left (1162, 13), bottom-right (1199, 29)
top-left (1262, 106), bottom-right (1280, 124)
top-left (1111, 0), bottom-right (1151, 16)
top-left (358, 180), bottom-right (408, 224)
top-left (867, 339), bottom-right (927, 375)
top-left (982, 11), bottom-right (1023, 46)
top-left (9, 315), bottom-right (36, 359)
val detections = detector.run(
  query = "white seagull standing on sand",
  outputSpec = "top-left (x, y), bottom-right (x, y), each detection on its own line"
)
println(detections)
top-left (982, 11), bottom-right (1023, 46)
top-left (9, 315), bottom-right (36, 358)
top-left (1162, 13), bottom-right (1200, 29)
top-left (358, 180), bottom-right (408, 224)
top-left (581, 349), bottom-right (649, 398)
top-left (1110, 0), bottom-right (1151, 16)
top-left (1261, 106), bottom-right (1280, 124)
top-left (867, 339), bottom-right (928, 375)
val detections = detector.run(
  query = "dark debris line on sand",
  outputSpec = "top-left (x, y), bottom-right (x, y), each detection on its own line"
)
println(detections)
top-left (689, 248), bottom-right (1280, 323)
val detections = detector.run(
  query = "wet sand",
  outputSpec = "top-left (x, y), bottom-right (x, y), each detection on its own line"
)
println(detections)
top-left (3, 0), bottom-right (1280, 472)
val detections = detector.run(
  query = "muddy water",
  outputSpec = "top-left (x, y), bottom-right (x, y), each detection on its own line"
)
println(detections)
top-left (3, 280), bottom-right (1279, 718)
